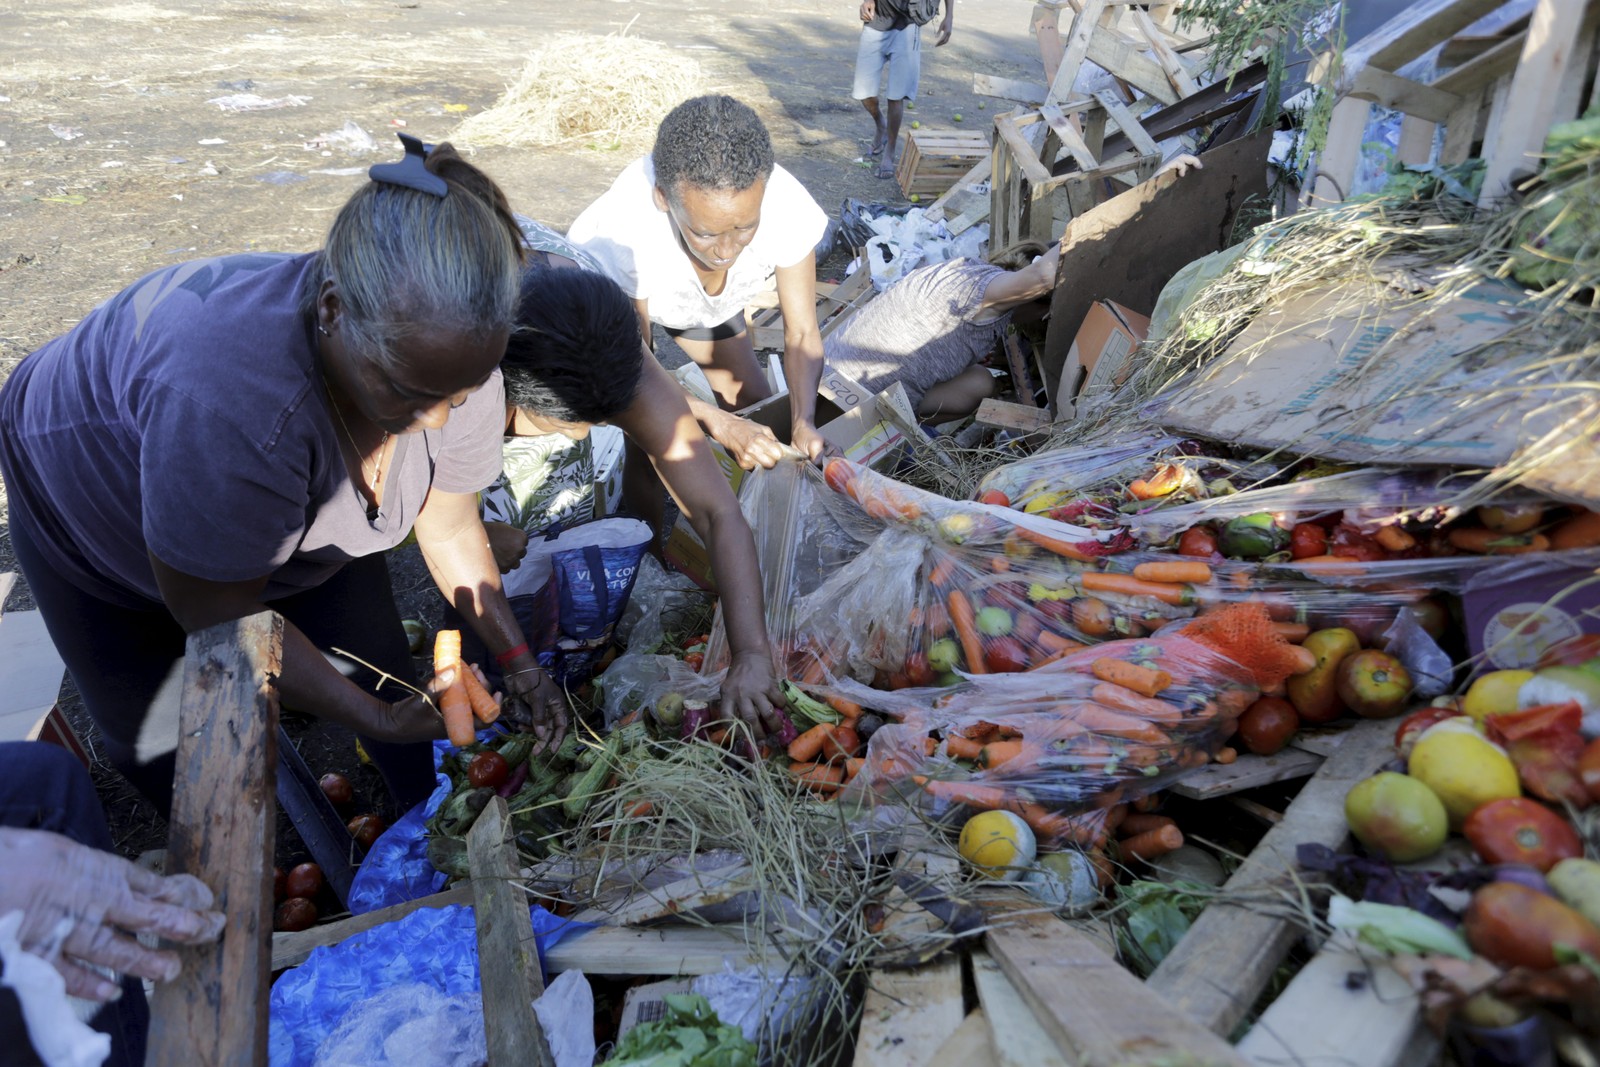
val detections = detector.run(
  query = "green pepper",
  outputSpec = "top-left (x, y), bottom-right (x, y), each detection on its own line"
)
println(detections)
top-left (1219, 513), bottom-right (1290, 559)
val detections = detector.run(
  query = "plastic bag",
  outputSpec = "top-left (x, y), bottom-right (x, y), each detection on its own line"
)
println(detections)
top-left (690, 963), bottom-right (817, 1046)
top-left (311, 984), bottom-right (484, 1067)
top-left (839, 197), bottom-right (910, 250)
top-left (347, 739), bottom-right (455, 913)
top-left (615, 554), bottom-right (714, 653)
top-left (534, 970), bottom-right (597, 1067)
top-left (522, 518), bottom-right (653, 686)
top-left (269, 902), bottom-right (590, 1067)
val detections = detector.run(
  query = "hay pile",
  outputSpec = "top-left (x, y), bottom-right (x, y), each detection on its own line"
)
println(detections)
top-left (453, 29), bottom-right (707, 149)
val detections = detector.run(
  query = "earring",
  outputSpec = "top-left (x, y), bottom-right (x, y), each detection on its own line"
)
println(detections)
top-left (317, 324), bottom-right (330, 336)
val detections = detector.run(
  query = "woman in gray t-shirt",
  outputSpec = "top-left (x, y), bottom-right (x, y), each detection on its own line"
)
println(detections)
top-left (824, 240), bottom-right (1062, 421)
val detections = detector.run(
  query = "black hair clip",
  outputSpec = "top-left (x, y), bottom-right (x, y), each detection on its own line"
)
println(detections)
top-left (368, 132), bottom-right (448, 198)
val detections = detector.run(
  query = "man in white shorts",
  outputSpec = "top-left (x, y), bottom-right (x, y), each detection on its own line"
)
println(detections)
top-left (854, 0), bottom-right (954, 179)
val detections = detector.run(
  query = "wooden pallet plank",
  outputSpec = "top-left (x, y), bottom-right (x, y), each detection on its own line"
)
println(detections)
top-left (926, 1010), bottom-right (998, 1067)
top-left (1132, 6), bottom-right (1200, 97)
top-left (545, 923), bottom-right (762, 976)
top-left (1093, 91), bottom-right (1160, 157)
top-left (986, 909), bottom-right (1248, 1067)
top-left (1236, 942), bottom-right (1439, 1066)
top-left (1362, 0), bottom-right (1518, 73)
top-left (271, 885), bottom-right (474, 970)
top-left (1348, 65), bottom-right (1463, 123)
top-left (994, 114), bottom-right (1054, 186)
top-left (1047, 0), bottom-right (1108, 104)
top-left (1478, 0), bottom-right (1589, 205)
top-left (1084, 26), bottom-right (1181, 105)
top-left (469, 796), bottom-right (554, 1067)
top-left (924, 156), bottom-right (991, 223)
top-left (971, 950), bottom-right (1069, 1067)
top-left (974, 398), bottom-right (1052, 434)
top-left (1146, 719), bottom-right (1396, 1036)
top-left (1168, 747), bottom-right (1324, 800)
top-left (147, 612), bottom-right (284, 1067)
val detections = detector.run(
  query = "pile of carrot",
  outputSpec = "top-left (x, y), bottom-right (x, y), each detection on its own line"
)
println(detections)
top-left (786, 693), bottom-right (869, 797)
top-left (434, 630), bottom-right (500, 747)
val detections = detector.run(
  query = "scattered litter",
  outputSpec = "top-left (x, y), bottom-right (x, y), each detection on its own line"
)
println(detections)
top-left (0, 95), bottom-right (11, 103)
top-left (215, 79), bottom-right (255, 92)
top-left (389, 118), bottom-right (407, 127)
top-left (197, 137), bottom-right (227, 145)
top-left (206, 93), bottom-right (311, 112)
top-left (843, 201), bottom-right (989, 291)
top-left (442, 103), bottom-right (469, 113)
top-left (99, 160), bottom-right (124, 168)
top-left (198, 162), bottom-right (218, 176)
top-left (47, 124), bottom-right (82, 141)
top-left (310, 166), bottom-right (367, 177)
top-left (303, 120), bottom-right (378, 155)
top-left (256, 171), bottom-right (308, 185)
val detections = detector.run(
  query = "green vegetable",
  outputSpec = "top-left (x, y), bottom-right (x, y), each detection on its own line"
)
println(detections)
top-left (1327, 894), bottom-right (1472, 959)
top-left (496, 734), bottom-right (535, 769)
top-left (1113, 880), bottom-right (1209, 977)
top-left (1219, 513), bottom-right (1290, 559)
top-left (608, 994), bottom-right (757, 1067)
top-left (564, 730), bottom-right (626, 822)
top-left (781, 681), bottom-right (842, 732)
top-left (1548, 858), bottom-right (1600, 929)
top-left (426, 835), bottom-right (470, 877)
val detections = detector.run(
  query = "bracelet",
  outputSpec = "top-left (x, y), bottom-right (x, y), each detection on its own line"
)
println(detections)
top-left (494, 642), bottom-right (530, 667)
top-left (504, 666), bottom-right (548, 679)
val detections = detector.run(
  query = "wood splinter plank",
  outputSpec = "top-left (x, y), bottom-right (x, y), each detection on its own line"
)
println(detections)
top-left (469, 796), bottom-right (555, 1067)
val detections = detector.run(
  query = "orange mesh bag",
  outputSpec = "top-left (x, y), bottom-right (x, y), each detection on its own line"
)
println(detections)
top-left (1180, 601), bottom-right (1306, 689)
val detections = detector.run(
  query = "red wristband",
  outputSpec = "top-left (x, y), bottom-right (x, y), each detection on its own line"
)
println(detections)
top-left (494, 642), bottom-right (530, 667)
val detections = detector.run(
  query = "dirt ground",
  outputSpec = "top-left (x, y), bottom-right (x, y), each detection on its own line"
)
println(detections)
top-left (0, 0), bottom-right (1043, 860)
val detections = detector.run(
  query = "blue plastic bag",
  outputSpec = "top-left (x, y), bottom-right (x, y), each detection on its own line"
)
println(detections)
top-left (346, 740), bottom-right (454, 914)
top-left (268, 902), bottom-right (591, 1067)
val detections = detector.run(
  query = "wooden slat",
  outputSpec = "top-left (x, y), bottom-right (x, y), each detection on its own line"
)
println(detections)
top-left (1167, 746), bottom-right (1324, 800)
top-left (1085, 61), bottom-right (1268, 166)
top-left (1001, 333), bottom-right (1039, 407)
top-left (986, 909), bottom-right (1248, 1067)
top-left (971, 950), bottom-right (1069, 1067)
top-left (974, 74), bottom-right (1049, 106)
top-left (1038, 103), bottom-right (1098, 171)
top-left (1047, 0), bottom-right (1108, 104)
top-left (1360, 0), bottom-right (1516, 72)
top-left (1305, 93), bottom-right (1371, 206)
top-left (974, 398), bottom-right (1052, 434)
top-left (1093, 91), bottom-right (1160, 157)
top-left (1347, 65), bottom-right (1463, 123)
top-left (1146, 719), bottom-right (1396, 1036)
top-left (926, 1010), bottom-right (998, 1067)
top-left (544, 924), bottom-right (762, 976)
top-left (924, 156), bottom-right (991, 223)
top-left (1478, 0), bottom-right (1592, 204)
top-left (1084, 26), bottom-right (1181, 105)
top-left (1432, 28), bottom-right (1528, 95)
top-left (993, 114), bottom-right (1053, 185)
top-left (1236, 943), bottom-right (1438, 1066)
top-left (568, 863), bottom-right (752, 927)
top-left (1132, 6), bottom-right (1200, 97)
top-left (1397, 113), bottom-right (1436, 164)
top-left (147, 612), bottom-right (284, 1067)
top-left (468, 796), bottom-right (554, 1067)
top-left (271, 885), bottom-right (474, 970)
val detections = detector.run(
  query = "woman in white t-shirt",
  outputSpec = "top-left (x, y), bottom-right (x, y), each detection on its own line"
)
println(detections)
top-left (569, 95), bottom-right (833, 514)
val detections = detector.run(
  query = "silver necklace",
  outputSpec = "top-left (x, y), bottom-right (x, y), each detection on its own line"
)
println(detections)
top-left (323, 375), bottom-right (390, 509)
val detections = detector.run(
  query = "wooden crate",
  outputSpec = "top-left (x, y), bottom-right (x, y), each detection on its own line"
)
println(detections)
top-left (896, 128), bottom-right (991, 198)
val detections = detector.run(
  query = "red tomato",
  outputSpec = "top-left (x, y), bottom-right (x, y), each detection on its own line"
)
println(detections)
top-left (977, 489), bottom-right (1011, 508)
top-left (467, 751), bottom-right (510, 790)
top-left (1177, 526), bottom-right (1218, 558)
top-left (684, 651), bottom-right (706, 672)
top-left (273, 866), bottom-right (286, 903)
top-left (984, 637), bottom-right (1029, 673)
top-left (1236, 697), bottom-right (1300, 755)
top-left (1394, 706), bottom-right (1463, 760)
top-left (285, 862), bottom-right (323, 899)
top-left (1329, 524), bottom-right (1387, 561)
top-left (318, 772), bottom-right (353, 808)
top-left (1462, 798), bottom-right (1583, 872)
top-left (1538, 635), bottom-right (1600, 669)
top-left (823, 459), bottom-right (855, 496)
top-left (274, 897), bottom-right (318, 933)
top-left (1289, 523), bottom-right (1328, 560)
top-left (1465, 882), bottom-right (1600, 969)
top-left (1580, 738), bottom-right (1600, 803)
top-left (903, 652), bottom-right (935, 687)
top-left (347, 813), bottom-right (386, 850)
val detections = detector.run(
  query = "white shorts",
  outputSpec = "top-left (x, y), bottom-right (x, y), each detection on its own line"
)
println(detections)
top-left (853, 24), bottom-right (921, 102)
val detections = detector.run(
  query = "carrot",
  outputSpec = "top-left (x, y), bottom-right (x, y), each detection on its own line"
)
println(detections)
top-left (928, 556), bottom-right (956, 587)
top-left (842, 757), bottom-right (866, 781)
top-left (1070, 597), bottom-right (1115, 637)
top-left (437, 673), bottom-right (476, 747)
top-left (1013, 524), bottom-right (1098, 562)
top-left (991, 556), bottom-right (1012, 573)
top-left (959, 721), bottom-right (1002, 745)
top-left (916, 778), bottom-right (1072, 837)
top-left (947, 589), bottom-right (989, 675)
top-left (1088, 849), bottom-right (1117, 889)
top-left (1090, 682), bottom-right (1183, 724)
top-left (1081, 572), bottom-right (1192, 607)
top-left (787, 723), bottom-right (836, 763)
top-left (1132, 793), bottom-right (1162, 813)
top-left (1131, 561), bottom-right (1213, 585)
top-left (945, 735), bottom-right (985, 761)
top-left (789, 762), bottom-right (844, 793)
top-left (1121, 823), bottom-right (1184, 863)
top-left (1373, 526), bottom-right (1417, 552)
top-left (1027, 646), bottom-right (1079, 671)
top-left (624, 800), bottom-right (654, 819)
top-left (978, 739), bottom-right (1025, 768)
top-left (1551, 510), bottom-right (1600, 550)
top-left (460, 666), bottom-right (501, 724)
top-left (1069, 704), bottom-right (1171, 746)
top-left (1129, 463), bottom-right (1187, 500)
top-left (1447, 527), bottom-right (1550, 555)
top-left (1213, 746), bottom-right (1238, 764)
top-left (1035, 630), bottom-right (1084, 654)
top-left (434, 629), bottom-right (462, 672)
top-left (825, 694), bottom-right (864, 721)
top-left (1090, 658), bottom-right (1172, 697)
top-left (1118, 813), bottom-right (1176, 838)
top-left (1271, 621), bottom-right (1311, 642)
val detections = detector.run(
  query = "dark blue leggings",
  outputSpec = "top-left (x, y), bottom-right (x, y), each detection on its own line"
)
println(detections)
top-left (8, 519), bottom-right (435, 817)
top-left (0, 742), bottom-right (147, 1066)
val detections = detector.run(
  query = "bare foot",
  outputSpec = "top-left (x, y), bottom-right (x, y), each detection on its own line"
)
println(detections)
top-left (875, 156), bottom-right (896, 179)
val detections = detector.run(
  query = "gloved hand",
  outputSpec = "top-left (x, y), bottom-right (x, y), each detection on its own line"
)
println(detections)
top-left (0, 827), bottom-right (226, 1002)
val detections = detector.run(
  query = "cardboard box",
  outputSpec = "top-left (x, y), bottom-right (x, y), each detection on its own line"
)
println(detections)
top-left (1146, 271), bottom-right (1600, 486)
top-left (1462, 556), bottom-right (1600, 671)
top-left (1057, 301), bottom-right (1151, 407)
top-left (663, 387), bottom-right (908, 588)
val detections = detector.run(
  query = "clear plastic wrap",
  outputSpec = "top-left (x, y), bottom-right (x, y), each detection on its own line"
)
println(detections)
top-left (832, 606), bottom-right (1302, 848)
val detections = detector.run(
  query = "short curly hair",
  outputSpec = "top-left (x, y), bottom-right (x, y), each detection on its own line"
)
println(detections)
top-left (651, 95), bottom-right (775, 204)
top-left (503, 267), bottom-right (643, 425)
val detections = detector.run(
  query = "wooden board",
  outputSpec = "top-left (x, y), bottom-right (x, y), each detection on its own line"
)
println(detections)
top-left (926, 1010), bottom-right (998, 1067)
top-left (544, 924), bottom-right (763, 976)
top-left (974, 398), bottom-right (1052, 434)
top-left (1146, 719), bottom-right (1396, 1037)
top-left (469, 796), bottom-right (554, 1067)
top-left (970, 950), bottom-right (1069, 1067)
top-left (1167, 746), bottom-right (1324, 800)
top-left (1236, 941), bottom-right (1438, 1067)
top-left (147, 612), bottom-right (284, 1067)
top-left (272, 885), bottom-right (474, 970)
top-left (985, 908), bottom-right (1248, 1067)
top-left (897, 129), bottom-right (991, 198)
top-left (1040, 130), bottom-right (1271, 406)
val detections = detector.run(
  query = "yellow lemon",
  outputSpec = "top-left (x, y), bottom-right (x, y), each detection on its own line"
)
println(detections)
top-left (1023, 491), bottom-right (1068, 515)
top-left (1463, 670), bottom-right (1535, 722)
top-left (959, 810), bottom-right (1037, 880)
top-left (1407, 719), bottom-right (1520, 828)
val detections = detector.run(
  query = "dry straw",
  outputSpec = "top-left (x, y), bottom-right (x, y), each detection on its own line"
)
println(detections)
top-left (453, 23), bottom-right (706, 149)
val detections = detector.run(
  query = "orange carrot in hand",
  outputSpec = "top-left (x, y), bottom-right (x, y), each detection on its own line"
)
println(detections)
top-left (947, 589), bottom-right (989, 675)
top-left (437, 672), bottom-right (476, 747)
top-left (460, 666), bottom-right (501, 724)
top-left (1091, 658), bottom-right (1172, 697)
top-left (1131, 561), bottom-right (1212, 585)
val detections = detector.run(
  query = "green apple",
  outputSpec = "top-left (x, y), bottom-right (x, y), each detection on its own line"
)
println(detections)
top-left (928, 637), bottom-right (961, 672)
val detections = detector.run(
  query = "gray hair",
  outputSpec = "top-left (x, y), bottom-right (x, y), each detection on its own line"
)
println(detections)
top-left (305, 143), bottom-right (523, 367)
